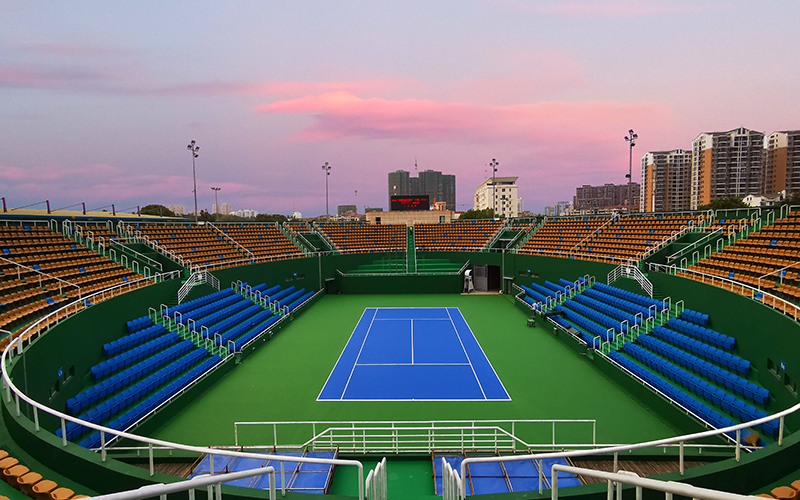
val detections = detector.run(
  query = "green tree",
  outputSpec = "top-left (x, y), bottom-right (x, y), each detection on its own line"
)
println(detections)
top-left (255, 213), bottom-right (288, 223)
top-left (139, 204), bottom-right (177, 217)
top-left (698, 197), bottom-right (747, 211)
top-left (777, 192), bottom-right (800, 207)
top-left (458, 208), bottom-right (495, 220)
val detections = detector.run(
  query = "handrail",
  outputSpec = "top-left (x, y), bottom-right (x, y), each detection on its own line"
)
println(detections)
top-left (648, 262), bottom-right (800, 322)
top-left (88, 466), bottom-right (277, 500)
top-left (310, 222), bottom-right (339, 254)
top-left (550, 464), bottom-right (753, 500)
top-left (0, 256), bottom-right (81, 297)
top-left (512, 217), bottom-right (547, 251)
top-left (607, 264), bottom-right (653, 297)
top-left (481, 219), bottom-right (512, 251)
top-left (758, 261), bottom-right (800, 290)
top-left (277, 222), bottom-right (311, 256)
top-left (569, 212), bottom-right (618, 254)
top-left (206, 222), bottom-right (255, 261)
top-left (666, 227), bottom-right (723, 264)
top-left (458, 397), bottom-right (796, 499)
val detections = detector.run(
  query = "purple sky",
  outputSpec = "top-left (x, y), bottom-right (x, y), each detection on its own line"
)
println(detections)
top-left (2, 0), bottom-right (799, 216)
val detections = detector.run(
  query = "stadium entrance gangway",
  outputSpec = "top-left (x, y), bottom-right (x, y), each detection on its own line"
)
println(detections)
top-left (232, 419), bottom-right (598, 454)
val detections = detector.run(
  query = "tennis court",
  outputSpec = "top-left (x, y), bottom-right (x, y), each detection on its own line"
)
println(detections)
top-left (318, 307), bottom-right (510, 401)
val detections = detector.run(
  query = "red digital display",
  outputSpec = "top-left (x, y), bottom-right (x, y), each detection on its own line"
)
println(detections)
top-left (391, 195), bottom-right (430, 211)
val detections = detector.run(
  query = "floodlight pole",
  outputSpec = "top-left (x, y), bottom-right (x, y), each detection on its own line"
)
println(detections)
top-left (489, 159), bottom-right (499, 218)
top-left (322, 162), bottom-right (331, 219)
top-left (211, 187), bottom-right (221, 221)
top-left (187, 140), bottom-right (200, 223)
top-left (625, 130), bottom-right (638, 214)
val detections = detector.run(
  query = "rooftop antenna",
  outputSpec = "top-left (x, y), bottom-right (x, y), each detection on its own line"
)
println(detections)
top-left (414, 157), bottom-right (418, 172)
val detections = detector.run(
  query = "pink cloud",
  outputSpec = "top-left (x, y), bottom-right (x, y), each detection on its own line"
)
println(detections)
top-left (254, 91), bottom-right (671, 146)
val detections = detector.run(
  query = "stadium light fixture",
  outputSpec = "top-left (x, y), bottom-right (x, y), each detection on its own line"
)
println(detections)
top-left (624, 130), bottom-right (638, 213)
top-left (211, 186), bottom-right (221, 220)
top-left (489, 158), bottom-right (499, 218)
top-left (322, 162), bottom-right (331, 219)
top-left (187, 140), bottom-right (200, 223)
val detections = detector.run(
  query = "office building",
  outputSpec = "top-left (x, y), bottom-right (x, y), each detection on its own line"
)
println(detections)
top-left (691, 127), bottom-right (764, 209)
top-left (640, 149), bottom-right (692, 212)
top-left (168, 205), bottom-right (186, 215)
top-left (474, 176), bottom-right (519, 218)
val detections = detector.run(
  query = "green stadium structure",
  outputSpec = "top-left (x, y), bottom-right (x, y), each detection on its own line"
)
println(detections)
top-left (1, 208), bottom-right (799, 500)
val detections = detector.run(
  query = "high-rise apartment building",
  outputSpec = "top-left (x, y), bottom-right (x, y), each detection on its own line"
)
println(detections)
top-left (690, 127), bottom-right (764, 209)
top-left (388, 169), bottom-right (456, 210)
top-left (212, 203), bottom-right (232, 215)
top-left (574, 183), bottom-right (639, 212)
top-left (474, 177), bottom-right (519, 218)
top-left (764, 130), bottom-right (800, 196)
top-left (168, 205), bottom-right (186, 215)
top-left (640, 149), bottom-right (692, 212)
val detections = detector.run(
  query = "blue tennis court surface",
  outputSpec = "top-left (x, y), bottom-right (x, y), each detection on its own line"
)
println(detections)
top-left (318, 307), bottom-right (510, 401)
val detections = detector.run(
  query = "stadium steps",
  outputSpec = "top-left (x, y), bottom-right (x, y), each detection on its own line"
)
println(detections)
top-left (187, 449), bottom-right (337, 493)
top-left (407, 226), bottom-right (416, 273)
top-left (432, 454), bottom-right (582, 495)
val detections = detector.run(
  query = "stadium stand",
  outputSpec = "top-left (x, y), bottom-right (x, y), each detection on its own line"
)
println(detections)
top-left (126, 223), bottom-right (246, 267)
top-left (414, 220), bottom-right (504, 252)
top-left (517, 216), bottom-right (611, 258)
top-left (0, 448), bottom-right (87, 499)
top-left (0, 225), bottom-right (142, 332)
top-left (685, 211), bottom-right (800, 303)
top-left (317, 222), bottom-right (406, 253)
top-left (213, 224), bottom-right (303, 260)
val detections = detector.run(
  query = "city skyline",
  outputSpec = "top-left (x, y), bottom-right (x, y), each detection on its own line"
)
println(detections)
top-left (2, 1), bottom-right (800, 215)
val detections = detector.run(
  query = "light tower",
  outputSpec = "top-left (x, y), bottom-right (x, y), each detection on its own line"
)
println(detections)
top-left (187, 140), bottom-right (200, 222)
top-left (625, 130), bottom-right (638, 213)
top-left (322, 162), bottom-right (331, 219)
top-left (211, 186), bottom-right (221, 220)
top-left (489, 158), bottom-right (499, 217)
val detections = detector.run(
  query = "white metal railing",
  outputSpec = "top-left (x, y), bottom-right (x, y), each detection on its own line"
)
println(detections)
top-left (666, 227), bottom-right (723, 265)
top-left (177, 270), bottom-right (220, 304)
top-left (481, 219), bottom-right (512, 251)
top-left (366, 457), bottom-right (387, 500)
top-left (570, 212), bottom-right (618, 254)
top-left (457, 397), bottom-right (795, 500)
top-left (0, 256), bottom-right (81, 297)
top-left (87, 466), bottom-right (277, 500)
top-left (515, 248), bottom-right (636, 266)
top-left (649, 262), bottom-right (800, 322)
top-left (232, 419), bottom-right (597, 452)
top-left (206, 222), bottom-right (255, 261)
top-left (607, 264), bottom-right (653, 298)
top-left (441, 457), bottom-right (462, 500)
top-left (189, 251), bottom-right (306, 274)
top-left (550, 464), bottom-right (754, 500)
top-left (511, 217), bottom-right (547, 251)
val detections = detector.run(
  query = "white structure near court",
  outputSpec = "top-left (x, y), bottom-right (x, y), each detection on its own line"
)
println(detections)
top-left (474, 176), bottom-right (519, 218)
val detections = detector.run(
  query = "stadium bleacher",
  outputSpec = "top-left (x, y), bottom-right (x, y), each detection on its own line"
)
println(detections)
top-left (0, 225), bottom-right (143, 333)
top-left (318, 222), bottom-right (406, 254)
top-left (414, 220), bottom-right (503, 252)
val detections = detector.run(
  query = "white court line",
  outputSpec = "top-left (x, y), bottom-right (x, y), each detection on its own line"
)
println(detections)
top-left (449, 307), bottom-right (511, 401)
top-left (316, 308), bottom-right (370, 401)
top-left (446, 308), bottom-right (487, 399)
top-left (339, 310), bottom-right (378, 400)
top-left (411, 319), bottom-right (414, 365)
top-left (355, 363), bottom-right (471, 366)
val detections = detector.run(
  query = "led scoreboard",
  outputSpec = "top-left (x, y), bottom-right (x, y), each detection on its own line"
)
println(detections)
top-left (390, 195), bottom-right (430, 211)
